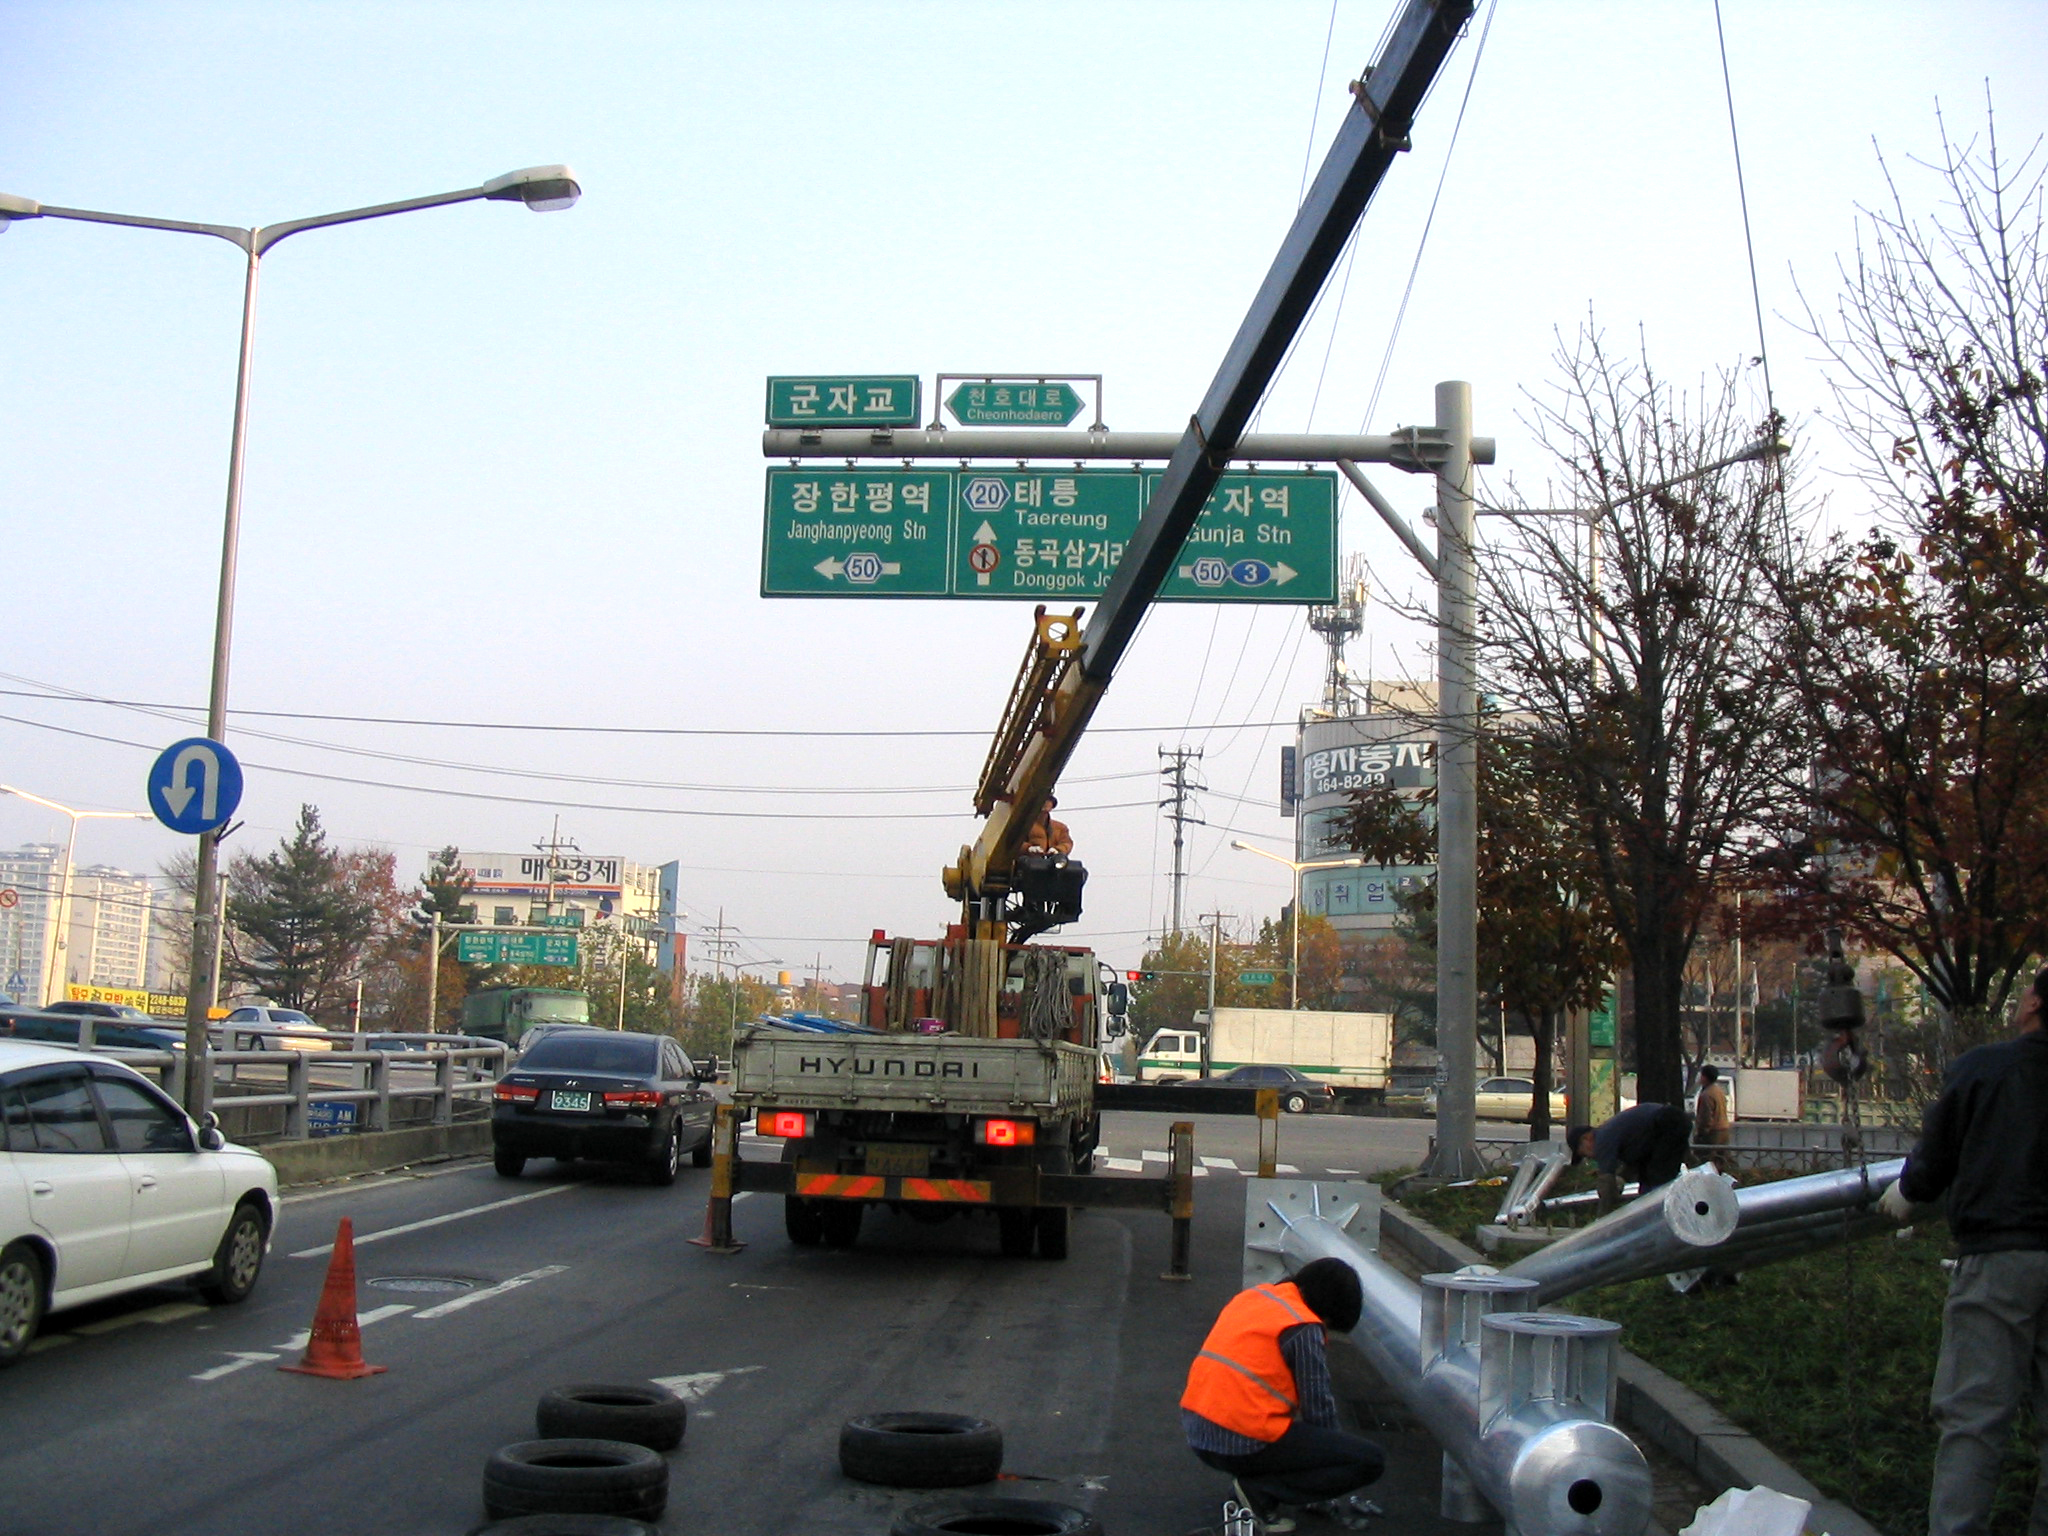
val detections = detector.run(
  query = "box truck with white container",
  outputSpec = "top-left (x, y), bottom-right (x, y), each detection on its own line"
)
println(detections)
top-left (1136, 1006), bottom-right (1395, 1105)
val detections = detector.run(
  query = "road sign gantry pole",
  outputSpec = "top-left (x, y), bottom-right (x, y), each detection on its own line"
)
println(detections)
top-left (762, 427), bottom-right (1494, 465)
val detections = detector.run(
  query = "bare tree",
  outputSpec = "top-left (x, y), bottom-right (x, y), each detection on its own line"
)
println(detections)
top-left (1768, 100), bottom-right (2048, 1058)
top-left (1473, 328), bottom-right (1804, 1108)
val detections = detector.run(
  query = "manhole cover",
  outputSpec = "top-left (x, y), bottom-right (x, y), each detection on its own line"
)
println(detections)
top-left (366, 1275), bottom-right (479, 1294)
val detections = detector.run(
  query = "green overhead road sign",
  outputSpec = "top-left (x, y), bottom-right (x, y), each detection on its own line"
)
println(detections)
top-left (764, 467), bottom-right (1336, 602)
top-left (1152, 472), bottom-right (1338, 601)
top-left (762, 469), bottom-right (955, 596)
top-left (956, 469), bottom-right (1144, 597)
top-left (766, 376), bottom-right (921, 428)
top-left (947, 381), bottom-right (1085, 427)
top-left (1238, 971), bottom-right (1277, 987)
top-left (457, 931), bottom-right (580, 966)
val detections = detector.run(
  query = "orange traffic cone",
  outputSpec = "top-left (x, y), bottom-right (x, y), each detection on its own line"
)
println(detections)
top-left (280, 1216), bottom-right (387, 1379)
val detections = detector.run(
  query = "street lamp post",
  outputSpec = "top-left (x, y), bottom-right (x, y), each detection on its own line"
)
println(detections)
top-left (0, 786), bottom-right (151, 1007)
top-left (0, 167), bottom-right (580, 1112)
top-left (1229, 841), bottom-right (1366, 1010)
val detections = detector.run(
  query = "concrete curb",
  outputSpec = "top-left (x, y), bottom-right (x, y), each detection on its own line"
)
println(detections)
top-left (1376, 1202), bottom-right (1886, 1536)
top-left (259, 1120), bottom-right (492, 1187)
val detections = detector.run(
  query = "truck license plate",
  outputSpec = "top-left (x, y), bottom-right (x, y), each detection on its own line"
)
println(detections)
top-left (550, 1090), bottom-right (592, 1112)
top-left (865, 1145), bottom-right (930, 1178)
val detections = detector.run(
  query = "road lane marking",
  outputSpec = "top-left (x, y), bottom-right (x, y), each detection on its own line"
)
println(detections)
top-left (412, 1264), bottom-right (567, 1320)
top-left (358, 1304), bottom-right (414, 1326)
top-left (652, 1365), bottom-right (761, 1403)
top-left (1328, 1167), bottom-right (1360, 1175)
top-left (191, 1351), bottom-right (278, 1381)
top-left (1200, 1157), bottom-right (1239, 1170)
top-left (290, 1183), bottom-right (575, 1258)
top-left (74, 1301), bottom-right (208, 1335)
top-left (1101, 1157), bottom-right (1142, 1172)
top-left (1141, 1150), bottom-right (1168, 1163)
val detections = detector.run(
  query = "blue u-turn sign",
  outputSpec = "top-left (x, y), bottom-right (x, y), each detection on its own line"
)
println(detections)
top-left (147, 737), bottom-right (244, 835)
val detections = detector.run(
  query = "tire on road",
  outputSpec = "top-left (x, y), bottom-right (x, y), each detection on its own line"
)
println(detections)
top-left (535, 1383), bottom-right (686, 1452)
top-left (785, 1196), bottom-right (824, 1246)
top-left (495, 1149), bottom-right (528, 1178)
top-left (197, 1200), bottom-right (267, 1304)
top-left (820, 1199), bottom-right (863, 1248)
top-left (1281, 1091), bottom-right (1310, 1114)
top-left (689, 1131), bottom-right (713, 1168)
top-left (482, 1439), bottom-right (667, 1522)
top-left (0, 1242), bottom-right (46, 1367)
top-left (839, 1412), bottom-right (1003, 1488)
top-left (646, 1123), bottom-right (682, 1187)
top-left (890, 1495), bottom-right (1101, 1536)
top-left (1033, 1205), bottom-right (1070, 1261)
top-left (470, 1516), bottom-right (657, 1536)
top-left (996, 1208), bottom-right (1034, 1258)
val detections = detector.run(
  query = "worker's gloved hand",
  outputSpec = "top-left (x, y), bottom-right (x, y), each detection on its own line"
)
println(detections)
top-left (1878, 1179), bottom-right (1917, 1225)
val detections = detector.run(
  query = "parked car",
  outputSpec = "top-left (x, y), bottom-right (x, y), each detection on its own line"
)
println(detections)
top-left (490, 1030), bottom-right (715, 1185)
top-left (0, 1003), bottom-right (184, 1055)
top-left (1183, 1064), bottom-right (1336, 1114)
top-left (1424, 1076), bottom-right (1569, 1124)
top-left (0, 1039), bottom-right (278, 1364)
top-left (220, 1006), bottom-right (333, 1052)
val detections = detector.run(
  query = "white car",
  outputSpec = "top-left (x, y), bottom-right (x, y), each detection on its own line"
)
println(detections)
top-left (0, 1040), bottom-right (278, 1364)
top-left (220, 1005), bottom-right (334, 1052)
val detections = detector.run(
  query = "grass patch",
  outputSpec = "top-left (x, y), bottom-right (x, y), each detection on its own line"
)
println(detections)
top-left (1382, 1174), bottom-right (2036, 1536)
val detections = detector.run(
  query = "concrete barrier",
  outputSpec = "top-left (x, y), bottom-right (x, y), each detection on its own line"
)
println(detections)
top-left (260, 1119), bottom-right (493, 1187)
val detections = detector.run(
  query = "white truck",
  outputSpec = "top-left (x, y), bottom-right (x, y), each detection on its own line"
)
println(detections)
top-left (1135, 1006), bottom-right (1396, 1105)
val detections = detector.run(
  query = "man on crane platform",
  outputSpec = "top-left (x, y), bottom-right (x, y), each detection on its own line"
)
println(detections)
top-left (1182, 1258), bottom-right (1385, 1533)
top-left (1022, 796), bottom-right (1072, 857)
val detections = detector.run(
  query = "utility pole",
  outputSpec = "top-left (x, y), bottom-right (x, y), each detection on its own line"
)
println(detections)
top-left (1201, 910), bottom-right (1227, 1025)
top-left (1159, 746), bottom-right (1205, 934)
top-left (534, 817), bottom-right (579, 923)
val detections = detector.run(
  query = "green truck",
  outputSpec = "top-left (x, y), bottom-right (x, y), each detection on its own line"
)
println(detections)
top-left (459, 987), bottom-right (592, 1047)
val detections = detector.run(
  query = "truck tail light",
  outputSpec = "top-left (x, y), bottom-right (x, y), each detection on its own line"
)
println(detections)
top-left (975, 1117), bottom-right (1036, 1147)
top-left (493, 1083), bottom-right (539, 1103)
top-left (603, 1090), bottom-right (662, 1108)
top-left (758, 1109), bottom-right (814, 1138)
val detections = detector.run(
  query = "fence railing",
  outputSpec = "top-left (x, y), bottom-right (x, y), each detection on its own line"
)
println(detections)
top-left (57, 1026), bottom-right (510, 1143)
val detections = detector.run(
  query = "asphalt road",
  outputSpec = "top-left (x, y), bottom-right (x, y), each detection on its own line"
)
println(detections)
top-left (0, 1109), bottom-right (1506, 1536)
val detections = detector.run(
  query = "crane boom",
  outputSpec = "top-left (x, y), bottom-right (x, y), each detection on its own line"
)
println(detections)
top-left (950, 0), bottom-right (1476, 928)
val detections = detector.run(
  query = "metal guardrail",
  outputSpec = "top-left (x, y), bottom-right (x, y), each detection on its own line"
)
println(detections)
top-left (51, 1024), bottom-right (509, 1143)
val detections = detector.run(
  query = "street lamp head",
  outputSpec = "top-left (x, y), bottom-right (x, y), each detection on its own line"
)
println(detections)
top-left (0, 193), bottom-right (44, 232)
top-left (1732, 431), bottom-right (1791, 466)
top-left (481, 165), bottom-right (581, 212)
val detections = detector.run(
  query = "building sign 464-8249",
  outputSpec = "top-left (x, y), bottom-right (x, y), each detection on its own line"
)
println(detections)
top-left (1300, 740), bottom-right (1435, 798)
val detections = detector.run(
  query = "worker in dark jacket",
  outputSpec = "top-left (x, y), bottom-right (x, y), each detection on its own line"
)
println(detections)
top-left (1567, 1101), bottom-right (1693, 1213)
top-left (1182, 1258), bottom-right (1384, 1533)
top-left (1882, 968), bottom-right (2048, 1536)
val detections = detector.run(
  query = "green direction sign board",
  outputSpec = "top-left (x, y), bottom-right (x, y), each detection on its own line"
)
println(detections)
top-left (765, 376), bottom-right (922, 429)
top-left (946, 381), bottom-right (1085, 427)
top-left (955, 468), bottom-right (1144, 598)
top-left (457, 931), bottom-right (580, 966)
top-left (1238, 971), bottom-right (1277, 987)
top-left (761, 469), bottom-right (955, 596)
top-left (533, 912), bottom-right (583, 928)
top-left (762, 467), bottom-right (1335, 602)
top-left (1151, 472), bottom-right (1338, 602)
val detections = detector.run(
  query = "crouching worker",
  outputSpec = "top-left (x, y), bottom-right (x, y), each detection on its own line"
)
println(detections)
top-left (1568, 1100), bottom-right (1694, 1214)
top-left (1182, 1257), bottom-right (1385, 1533)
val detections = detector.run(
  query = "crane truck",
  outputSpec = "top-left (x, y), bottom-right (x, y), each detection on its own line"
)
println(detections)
top-left (718, 0), bottom-right (1475, 1261)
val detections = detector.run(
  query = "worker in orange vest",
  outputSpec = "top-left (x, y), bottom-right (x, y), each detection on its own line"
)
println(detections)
top-left (1182, 1257), bottom-right (1385, 1533)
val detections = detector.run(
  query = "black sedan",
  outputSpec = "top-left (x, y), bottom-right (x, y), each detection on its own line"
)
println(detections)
top-left (490, 1030), bottom-right (715, 1184)
top-left (1185, 1064), bottom-right (1337, 1114)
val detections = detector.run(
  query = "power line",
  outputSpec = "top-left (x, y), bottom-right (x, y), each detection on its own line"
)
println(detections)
top-left (0, 712), bottom-right (1162, 822)
top-left (1712, 0), bottom-right (1777, 415)
top-left (0, 679), bottom-right (1306, 741)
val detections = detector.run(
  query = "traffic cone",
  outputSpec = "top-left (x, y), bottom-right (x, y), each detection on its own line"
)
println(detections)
top-left (280, 1217), bottom-right (387, 1379)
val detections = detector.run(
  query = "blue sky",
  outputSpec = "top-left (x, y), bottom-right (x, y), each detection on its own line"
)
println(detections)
top-left (3, 1), bottom-right (2043, 983)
